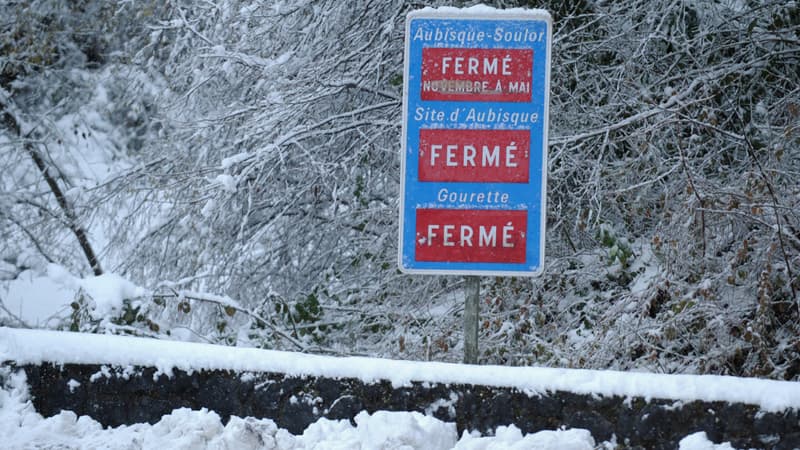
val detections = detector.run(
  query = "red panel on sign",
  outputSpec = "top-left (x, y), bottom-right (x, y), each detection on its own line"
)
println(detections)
top-left (419, 129), bottom-right (530, 183)
top-left (415, 209), bottom-right (527, 263)
top-left (421, 48), bottom-right (533, 102)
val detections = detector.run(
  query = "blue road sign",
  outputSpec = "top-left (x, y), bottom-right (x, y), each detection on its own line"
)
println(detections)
top-left (399, 7), bottom-right (552, 276)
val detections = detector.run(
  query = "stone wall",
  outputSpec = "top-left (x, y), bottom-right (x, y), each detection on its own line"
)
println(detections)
top-left (11, 362), bottom-right (800, 449)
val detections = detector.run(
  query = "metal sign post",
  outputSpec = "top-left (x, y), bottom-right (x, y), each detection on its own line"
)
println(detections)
top-left (399, 7), bottom-right (552, 363)
top-left (463, 276), bottom-right (480, 364)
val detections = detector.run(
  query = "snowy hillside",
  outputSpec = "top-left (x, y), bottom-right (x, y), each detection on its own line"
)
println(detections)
top-left (2, 0), bottom-right (799, 381)
top-left (2, 1), bottom-right (799, 447)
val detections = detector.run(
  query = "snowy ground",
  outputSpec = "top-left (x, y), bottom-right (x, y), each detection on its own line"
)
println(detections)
top-left (1, 327), bottom-right (779, 449)
top-left (0, 369), bottom-right (732, 450)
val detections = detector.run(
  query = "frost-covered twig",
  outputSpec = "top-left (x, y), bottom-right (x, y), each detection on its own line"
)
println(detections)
top-left (744, 137), bottom-right (798, 304)
top-left (153, 289), bottom-right (315, 353)
top-left (0, 105), bottom-right (103, 276)
top-left (0, 295), bottom-right (30, 328)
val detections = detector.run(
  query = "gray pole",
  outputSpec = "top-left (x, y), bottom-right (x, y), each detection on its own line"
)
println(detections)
top-left (463, 276), bottom-right (480, 364)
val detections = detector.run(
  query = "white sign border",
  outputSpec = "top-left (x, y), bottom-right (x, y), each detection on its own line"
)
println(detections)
top-left (398, 7), bottom-right (552, 277)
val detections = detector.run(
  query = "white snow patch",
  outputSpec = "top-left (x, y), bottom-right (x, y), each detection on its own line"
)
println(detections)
top-left (3, 265), bottom-right (148, 322)
top-left (1, 270), bottom-right (74, 327)
top-left (67, 379), bottom-right (81, 393)
top-left (629, 242), bottom-right (660, 295)
top-left (79, 273), bottom-right (148, 319)
top-left (220, 152), bottom-right (250, 169)
top-left (212, 174), bottom-right (237, 193)
top-left (425, 392), bottom-right (460, 419)
top-left (317, 410), bottom-right (457, 450)
top-left (201, 198), bottom-right (216, 218)
top-left (454, 425), bottom-right (595, 450)
top-left (45, 263), bottom-right (80, 290)
top-left (678, 432), bottom-right (736, 450)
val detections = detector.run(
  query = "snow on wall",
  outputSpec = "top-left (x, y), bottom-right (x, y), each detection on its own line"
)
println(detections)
top-left (2, 327), bottom-right (799, 412)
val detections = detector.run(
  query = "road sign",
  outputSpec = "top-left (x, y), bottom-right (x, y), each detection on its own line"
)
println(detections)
top-left (399, 7), bottom-right (552, 276)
